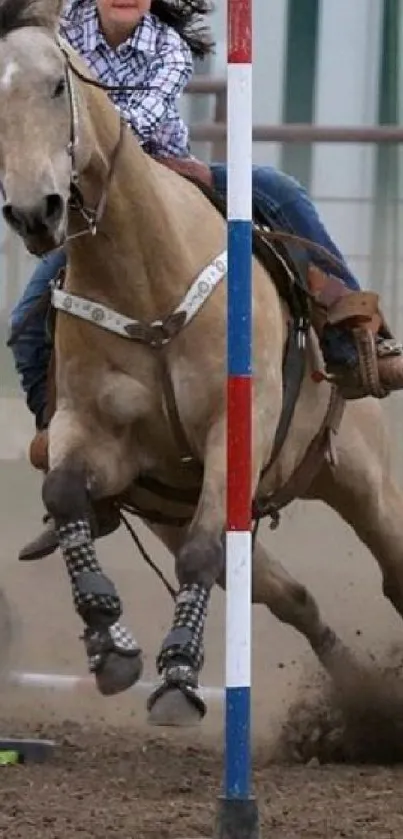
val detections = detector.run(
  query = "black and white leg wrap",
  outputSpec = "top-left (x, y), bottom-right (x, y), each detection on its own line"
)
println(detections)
top-left (58, 520), bottom-right (139, 668)
top-left (157, 583), bottom-right (209, 674)
top-left (84, 621), bottom-right (140, 673)
top-left (58, 520), bottom-right (121, 624)
top-left (147, 584), bottom-right (209, 719)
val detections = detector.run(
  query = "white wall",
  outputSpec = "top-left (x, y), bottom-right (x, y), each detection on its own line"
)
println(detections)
top-left (207, 0), bottom-right (289, 167)
top-left (311, 0), bottom-right (384, 286)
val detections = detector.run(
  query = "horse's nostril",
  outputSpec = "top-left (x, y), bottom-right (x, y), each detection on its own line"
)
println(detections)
top-left (44, 193), bottom-right (63, 226)
top-left (3, 203), bottom-right (26, 234)
top-left (2, 194), bottom-right (64, 238)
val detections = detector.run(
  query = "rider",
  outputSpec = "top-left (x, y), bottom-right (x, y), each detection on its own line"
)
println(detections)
top-left (9, 0), bottom-right (403, 561)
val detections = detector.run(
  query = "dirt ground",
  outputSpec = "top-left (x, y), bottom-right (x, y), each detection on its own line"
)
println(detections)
top-left (2, 401), bottom-right (403, 837)
top-left (3, 722), bottom-right (403, 839)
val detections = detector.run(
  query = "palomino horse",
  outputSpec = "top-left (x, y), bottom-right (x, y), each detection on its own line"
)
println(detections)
top-left (1, 0), bottom-right (403, 727)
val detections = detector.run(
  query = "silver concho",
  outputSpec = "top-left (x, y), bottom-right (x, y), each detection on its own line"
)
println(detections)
top-left (91, 307), bottom-right (105, 323)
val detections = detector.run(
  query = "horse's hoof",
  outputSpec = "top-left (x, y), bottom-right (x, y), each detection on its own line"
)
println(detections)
top-left (83, 623), bottom-right (143, 696)
top-left (148, 685), bottom-right (205, 726)
top-left (95, 648), bottom-right (144, 696)
top-left (147, 663), bottom-right (206, 727)
top-left (316, 630), bottom-right (358, 678)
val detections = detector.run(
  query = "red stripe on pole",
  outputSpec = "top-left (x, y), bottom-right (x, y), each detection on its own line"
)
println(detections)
top-left (228, 0), bottom-right (252, 64)
top-left (227, 376), bottom-right (252, 531)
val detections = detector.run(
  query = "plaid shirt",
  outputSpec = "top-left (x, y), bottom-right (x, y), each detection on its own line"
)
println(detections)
top-left (60, 2), bottom-right (193, 158)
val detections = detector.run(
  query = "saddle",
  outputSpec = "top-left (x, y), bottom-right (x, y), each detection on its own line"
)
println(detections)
top-left (152, 155), bottom-right (214, 189)
top-left (154, 156), bottom-right (388, 374)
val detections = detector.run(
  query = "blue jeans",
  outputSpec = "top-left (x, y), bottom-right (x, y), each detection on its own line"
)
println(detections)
top-left (210, 164), bottom-right (359, 290)
top-left (9, 249), bottom-right (66, 429)
top-left (9, 166), bottom-right (360, 428)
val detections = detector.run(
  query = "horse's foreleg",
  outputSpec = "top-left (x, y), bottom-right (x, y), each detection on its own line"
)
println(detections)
top-left (42, 441), bottom-right (143, 696)
top-left (147, 429), bottom-right (229, 727)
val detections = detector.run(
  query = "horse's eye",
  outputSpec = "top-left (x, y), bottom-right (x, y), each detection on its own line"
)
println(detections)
top-left (53, 77), bottom-right (66, 99)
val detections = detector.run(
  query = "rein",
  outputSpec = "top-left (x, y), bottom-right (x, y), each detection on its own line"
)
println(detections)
top-left (62, 51), bottom-right (128, 243)
top-left (61, 48), bottom-right (346, 276)
top-left (61, 44), bottom-right (177, 243)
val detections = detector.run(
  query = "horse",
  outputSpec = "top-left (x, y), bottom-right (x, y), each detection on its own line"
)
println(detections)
top-left (1, 0), bottom-right (403, 727)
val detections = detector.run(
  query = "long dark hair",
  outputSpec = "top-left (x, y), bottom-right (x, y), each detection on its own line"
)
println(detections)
top-left (150, 1), bottom-right (215, 58)
top-left (0, 0), bottom-right (216, 56)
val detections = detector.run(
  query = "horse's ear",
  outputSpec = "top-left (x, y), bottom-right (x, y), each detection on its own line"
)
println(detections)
top-left (37, 0), bottom-right (64, 31)
top-left (0, 0), bottom-right (64, 35)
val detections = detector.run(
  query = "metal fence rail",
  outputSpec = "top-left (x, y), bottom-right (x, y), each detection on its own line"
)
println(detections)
top-left (186, 76), bottom-right (403, 144)
top-left (189, 123), bottom-right (403, 144)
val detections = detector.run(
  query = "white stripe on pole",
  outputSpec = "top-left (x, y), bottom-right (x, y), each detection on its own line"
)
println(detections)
top-left (225, 530), bottom-right (253, 689)
top-left (227, 63), bottom-right (253, 222)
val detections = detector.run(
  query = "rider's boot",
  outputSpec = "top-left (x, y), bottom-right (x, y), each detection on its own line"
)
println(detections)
top-left (307, 265), bottom-right (403, 399)
top-left (19, 429), bottom-right (121, 561)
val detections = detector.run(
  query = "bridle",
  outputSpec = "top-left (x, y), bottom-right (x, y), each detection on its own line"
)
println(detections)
top-left (61, 47), bottom-right (129, 244)
top-left (0, 47), bottom-right (128, 246)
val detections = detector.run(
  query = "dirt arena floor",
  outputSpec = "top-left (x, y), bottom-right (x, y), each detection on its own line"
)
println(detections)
top-left (3, 398), bottom-right (403, 837)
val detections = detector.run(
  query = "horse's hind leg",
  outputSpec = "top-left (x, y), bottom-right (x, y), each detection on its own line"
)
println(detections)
top-left (145, 477), bottom-right (345, 725)
top-left (310, 406), bottom-right (403, 624)
top-left (42, 429), bottom-right (143, 696)
top-left (249, 539), bottom-right (348, 671)
top-left (150, 521), bottom-right (349, 684)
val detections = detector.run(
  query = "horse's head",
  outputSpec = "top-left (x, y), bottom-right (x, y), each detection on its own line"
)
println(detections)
top-left (0, 0), bottom-right (92, 254)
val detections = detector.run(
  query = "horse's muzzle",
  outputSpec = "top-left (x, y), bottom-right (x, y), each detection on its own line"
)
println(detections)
top-left (2, 193), bottom-right (64, 247)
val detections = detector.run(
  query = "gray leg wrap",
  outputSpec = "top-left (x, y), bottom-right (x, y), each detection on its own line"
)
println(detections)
top-left (59, 519), bottom-right (140, 678)
top-left (58, 520), bottom-right (121, 625)
top-left (157, 583), bottom-right (209, 673)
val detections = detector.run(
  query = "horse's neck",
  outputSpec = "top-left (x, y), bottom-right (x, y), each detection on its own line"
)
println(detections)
top-left (68, 90), bottom-right (193, 321)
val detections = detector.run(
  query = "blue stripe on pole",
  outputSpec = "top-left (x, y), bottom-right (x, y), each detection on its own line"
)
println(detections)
top-left (227, 220), bottom-right (253, 378)
top-left (225, 686), bottom-right (251, 798)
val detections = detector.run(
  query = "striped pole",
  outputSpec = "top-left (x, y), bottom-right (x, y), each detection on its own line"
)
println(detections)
top-left (216, 1), bottom-right (259, 837)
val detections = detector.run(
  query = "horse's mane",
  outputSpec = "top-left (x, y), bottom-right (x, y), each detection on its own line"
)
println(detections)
top-left (0, 0), bottom-right (52, 37)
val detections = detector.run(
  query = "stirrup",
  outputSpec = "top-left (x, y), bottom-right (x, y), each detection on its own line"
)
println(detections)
top-left (376, 336), bottom-right (403, 358)
top-left (314, 333), bottom-right (403, 400)
top-left (353, 328), bottom-right (389, 399)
